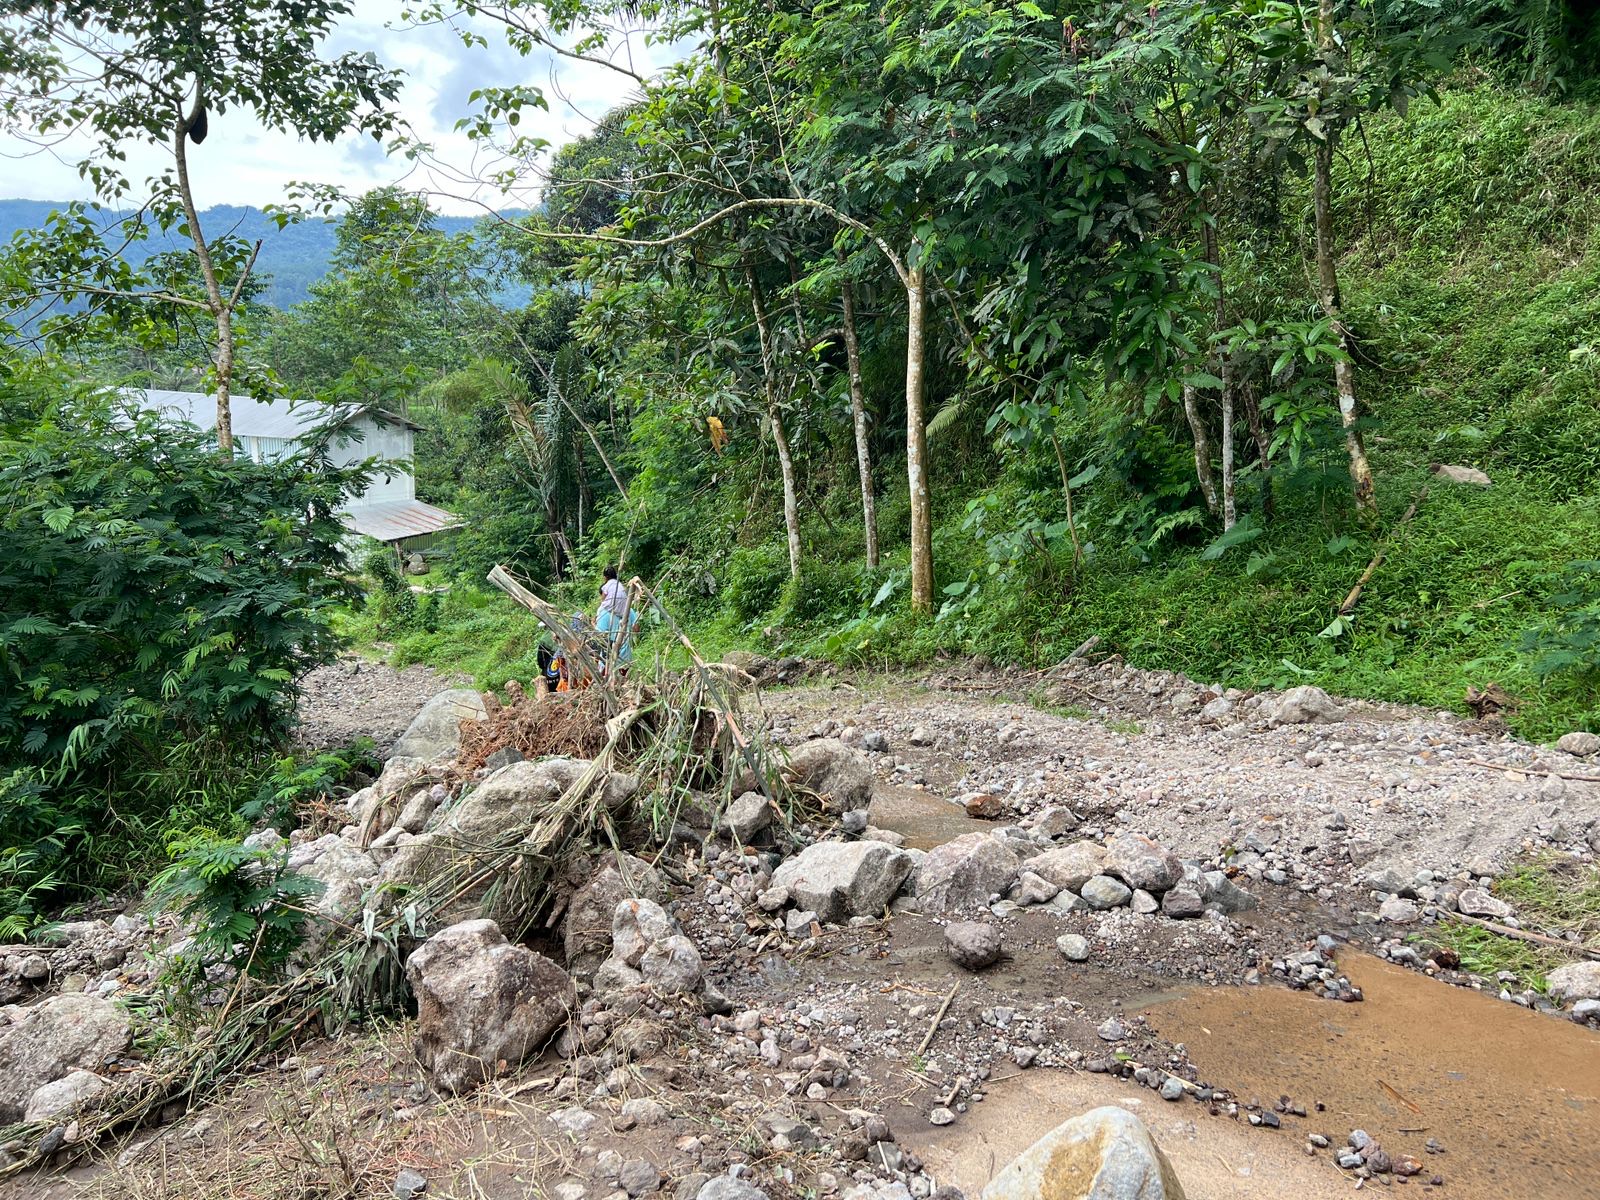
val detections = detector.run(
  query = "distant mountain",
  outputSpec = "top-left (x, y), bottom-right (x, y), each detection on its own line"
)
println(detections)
top-left (0, 199), bottom-right (519, 310)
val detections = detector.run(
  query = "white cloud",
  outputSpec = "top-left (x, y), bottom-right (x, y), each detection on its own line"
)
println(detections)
top-left (0, 0), bottom-right (679, 215)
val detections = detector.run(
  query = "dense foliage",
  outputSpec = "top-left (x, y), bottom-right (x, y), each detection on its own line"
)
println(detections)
top-left (0, 358), bottom-right (371, 915)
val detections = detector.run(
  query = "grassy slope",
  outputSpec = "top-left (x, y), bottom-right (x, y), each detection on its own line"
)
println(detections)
top-left (372, 81), bottom-right (1599, 741)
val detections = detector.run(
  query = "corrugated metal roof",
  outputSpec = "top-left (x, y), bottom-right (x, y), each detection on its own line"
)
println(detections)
top-left (122, 389), bottom-right (420, 439)
top-left (343, 499), bottom-right (463, 543)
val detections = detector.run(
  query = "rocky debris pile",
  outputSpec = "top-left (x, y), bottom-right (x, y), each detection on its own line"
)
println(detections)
top-left (1267, 935), bottom-right (1364, 1002)
top-left (1301, 1128), bottom-right (1442, 1186)
top-left (982, 1106), bottom-right (1186, 1200)
top-left (0, 993), bottom-right (133, 1146)
top-left (0, 917), bottom-right (161, 1007)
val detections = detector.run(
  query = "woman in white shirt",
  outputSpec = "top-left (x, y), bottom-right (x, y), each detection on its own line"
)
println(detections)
top-left (595, 565), bottom-right (637, 671)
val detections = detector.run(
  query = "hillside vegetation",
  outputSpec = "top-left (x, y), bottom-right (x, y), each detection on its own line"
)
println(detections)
top-left (379, 77), bottom-right (1600, 744)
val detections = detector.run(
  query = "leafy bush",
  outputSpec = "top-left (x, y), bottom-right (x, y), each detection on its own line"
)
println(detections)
top-left (150, 833), bottom-right (321, 975)
top-left (240, 739), bottom-right (380, 833)
top-left (1523, 560), bottom-right (1600, 698)
top-left (724, 543), bottom-right (789, 619)
top-left (361, 540), bottom-right (418, 629)
top-left (0, 360), bottom-right (371, 918)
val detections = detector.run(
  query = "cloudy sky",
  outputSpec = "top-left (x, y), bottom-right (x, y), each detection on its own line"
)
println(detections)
top-left (0, 1), bottom-right (679, 214)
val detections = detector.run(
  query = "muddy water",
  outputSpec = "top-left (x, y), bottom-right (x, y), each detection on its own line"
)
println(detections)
top-left (1144, 953), bottom-right (1600, 1199)
top-left (868, 783), bottom-right (994, 850)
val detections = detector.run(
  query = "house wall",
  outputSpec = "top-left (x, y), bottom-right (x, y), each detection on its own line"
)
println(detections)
top-left (331, 416), bottom-right (415, 507)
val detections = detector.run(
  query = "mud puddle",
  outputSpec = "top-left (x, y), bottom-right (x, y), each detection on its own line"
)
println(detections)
top-left (1143, 953), bottom-right (1600, 1198)
top-left (868, 783), bottom-right (993, 851)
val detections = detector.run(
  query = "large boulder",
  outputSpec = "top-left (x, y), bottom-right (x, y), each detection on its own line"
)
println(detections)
top-left (391, 688), bottom-right (488, 760)
top-left (1556, 731), bottom-right (1600, 758)
top-left (405, 919), bottom-right (574, 1094)
top-left (1104, 835), bottom-right (1182, 894)
top-left (1546, 962), bottom-right (1600, 1004)
top-left (1268, 686), bottom-right (1344, 725)
top-left (379, 759), bottom-right (637, 923)
top-left (981, 1106), bottom-right (1186, 1200)
top-left (1023, 842), bottom-right (1109, 892)
top-left (771, 841), bottom-right (913, 923)
top-left (913, 833), bottom-right (1021, 914)
top-left (299, 843), bottom-right (377, 921)
top-left (0, 994), bottom-right (132, 1123)
top-left (563, 852), bottom-right (665, 982)
top-left (595, 899), bottom-right (706, 998)
top-left (782, 739), bottom-right (874, 813)
top-left (23, 1069), bottom-right (108, 1124)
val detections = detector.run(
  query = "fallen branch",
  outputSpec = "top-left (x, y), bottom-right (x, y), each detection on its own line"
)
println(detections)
top-left (1466, 758), bottom-right (1600, 784)
top-left (1339, 487), bottom-right (1427, 616)
top-left (1446, 911), bottom-right (1600, 961)
top-left (916, 983), bottom-right (960, 1058)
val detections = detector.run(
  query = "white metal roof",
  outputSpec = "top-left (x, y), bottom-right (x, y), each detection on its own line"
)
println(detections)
top-left (343, 499), bottom-right (464, 543)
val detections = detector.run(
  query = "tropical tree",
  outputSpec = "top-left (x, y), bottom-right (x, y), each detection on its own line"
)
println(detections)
top-left (0, 0), bottom-right (402, 449)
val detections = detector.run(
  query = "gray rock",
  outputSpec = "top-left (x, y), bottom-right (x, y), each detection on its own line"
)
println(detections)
top-left (483, 747), bottom-right (525, 771)
top-left (1269, 685), bottom-right (1344, 725)
top-left (720, 792), bottom-right (774, 843)
top-left (1160, 887), bottom-right (1204, 919)
top-left (771, 841), bottom-right (913, 923)
top-left (640, 936), bottom-right (704, 995)
top-left (1081, 875), bottom-right (1133, 910)
top-left (391, 688), bottom-right (488, 760)
top-left (395, 787), bottom-right (442, 834)
top-left (1572, 999), bottom-right (1600, 1022)
top-left (1456, 887), bottom-right (1512, 920)
top-left (767, 1115), bottom-right (819, 1151)
top-left (1547, 961), bottom-right (1600, 1003)
top-left (1130, 889), bottom-right (1159, 915)
top-left (405, 919), bottom-right (574, 1094)
top-left (1030, 806), bottom-right (1080, 839)
top-left (914, 833), bottom-right (1021, 914)
top-left (564, 853), bottom-right (665, 981)
top-left (1056, 934), bottom-right (1090, 962)
top-left (619, 1160), bottom-right (661, 1196)
top-left (548, 1107), bottom-right (599, 1136)
top-left (909, 726), bottom-right (935, 746)
top-left (1044, 890), bottom-right (1089, 915)
top-left (1159, 1077), bottom-right (1185, 1102)
top-left (782, 739), bottom-right (874, 812)
top-left (929, 1106), bottom-right (956, 1126)
top-left (980, 1106), bottom-right (1185, 1200)
top-left (944, 922), bottom-right (1002, 971)
top-left (1096, 1018), bottom-right (1127, 1042)
top-left (612, 898), bottom-right (680, 968)
top-left (620, 1097), bottom-right (668, 1127)
top-left (1556, 731), bottom-right (1600, 758)
top-left (696, 1181), bottom-right (769, 1200)
top-left (0, 994), bottom-right (133, 1123)
top-left (23, 1070), bottom-right (108, 1124)
top-left (1378, 896), bottom-right (1420, 924)
top-left (786, 909), bottom-right (819, 938)
top-left (299, 842), bottom-right (377, 923)
top-left (393, 1167), bottom-right (429, 1199)
top-left (1022, 841), bottom-right (1108, 892)
top-left (17, 954), bottom-right (48, 982)
top-left (593, 959), bottom-right (645, 994)
top-left (1200, 697), bottom-right (1234, 722)
top-left (1200, 871), bottom-right (1257, 914)
top-left (1105, 834), bottom-right (1182, 893)
top-left (861, 731), bottom-right (890, 753)
top-left (1009, 871), bottom-right (1060, 906)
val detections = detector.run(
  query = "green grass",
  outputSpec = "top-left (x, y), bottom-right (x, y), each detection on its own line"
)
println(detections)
top-left (1416, 855), bottom-right (1600, 991)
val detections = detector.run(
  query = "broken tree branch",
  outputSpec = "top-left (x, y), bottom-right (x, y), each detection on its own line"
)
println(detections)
top-left (1339, 487), bottom-right (1427, 615)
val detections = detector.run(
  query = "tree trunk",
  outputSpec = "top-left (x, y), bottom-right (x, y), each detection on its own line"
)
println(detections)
top-left (172, 105), bottom-right (238, 454)
top-left (905, 264), bottom-right (933, 613)
top-left (839, 266), bottom-right (879, 568)
top-left (746, 265), bottom-right (802, 580)
top-left (1240, 373), bottom-right (1274, 520)
top-left (1314, 2), bottom-right (1377, 515)
top-left (1204, 222), bottom-right (1236, 529)
top-left (1049, 431), bottom-right (1084, 567)
top-left (1181, 383), bottom-right (1221, 517)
